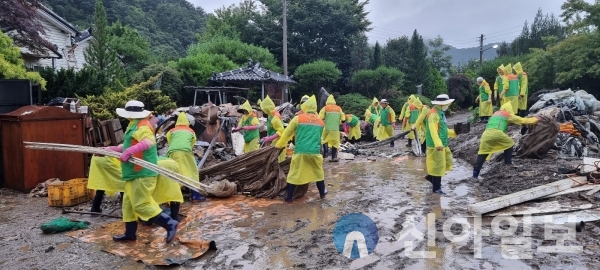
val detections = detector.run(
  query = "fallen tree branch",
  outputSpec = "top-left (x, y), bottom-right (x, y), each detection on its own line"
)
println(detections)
top-left (357, 130), bottom-right (411, 149)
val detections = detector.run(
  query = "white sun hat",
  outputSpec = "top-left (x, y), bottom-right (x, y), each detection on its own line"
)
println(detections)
top-left (116, 100), bottom-right (151, 119)
top-left (431, 94), bottom-right (455, 105)
top-left (380, 99), bottom-right (389, 104)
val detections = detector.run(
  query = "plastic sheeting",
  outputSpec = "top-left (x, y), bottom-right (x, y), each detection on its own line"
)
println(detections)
top-left (555, 133), bottom-right (588, 158)
top-left (530, 89), bottom-right (598, 113)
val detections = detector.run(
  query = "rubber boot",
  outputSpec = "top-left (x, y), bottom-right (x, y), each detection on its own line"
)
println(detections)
top-left (149, 212), bottom-right (179, 244)
top-left (113, 222), bottom-right (137, 241)
top-left (316, 181), bottom-right (328, 199)
top-left (421, 141), bottom-right (426, 156)
top-left (504, 147), bottom-right (514, 165)
top-left (390, 140), bottom-right (395, 147)
top-left (90, 190), bottom-right (105, 213)
top-left (170, 202), bottom-right (180, 222)
top-left (330, 147), bottom-right (339, 162)
top-left (432, 177), bottom-right (445, 195)
top-left (472, 169), bottom-right (481, 179)
top-left (285, 183), bottom-right (296, 202)
top-left (473, 154), bottom-right (487, 179)
top-left (322, 144), bottom-right (329, 157)
top-left (191, 191), bottom-right (206, 202)
top-left (406, 139), bottom-right (413, 147)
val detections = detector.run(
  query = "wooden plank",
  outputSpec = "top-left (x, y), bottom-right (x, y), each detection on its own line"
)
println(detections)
top-left (106, 119), bottom-right (123, 146)
top-left (586, 186), bottom-right (600, 196)
top-left (530, 210), bottom-right (600, 225)
top-left (581, 157), bottom-right (600, 174)
top-left (485, 201), bottom-right (596, 217)
top-left (468, 177), bottom-right (587, 214)
top-left (542, 185), bottom-right (600, 198)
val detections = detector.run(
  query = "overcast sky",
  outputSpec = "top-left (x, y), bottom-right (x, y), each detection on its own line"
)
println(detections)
top-left (189, 0), bottom-right (570, 48)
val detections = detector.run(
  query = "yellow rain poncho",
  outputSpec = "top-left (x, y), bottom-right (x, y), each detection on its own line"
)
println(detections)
top-left (166, 112), bottom-right (199, 182)
top-left (494, 64), bottom-right (507, 101)
top-left (277, 96), bottom-right (324, 185)
top-left (260, 96), bottom-right (286, 162)
top-left (404, 98), bottom-right (423, 140)
top-left (514, 62), bottom-right (529, 111)
top-left (413, 104), bottom-right (431, 143)
top-left (503, 64), bottom-right (519, 111)
top-left (87, 156), bottom-right (184, 204)
top-left (345, 114), bottom-right (361, 140)
top-left (425, 106), bottom-right (457, 177)
top-left (364, 109), bottom-right (381, 140)
top-left (477, 103), bottom-right (538, 160)
top-left (478, 79), bottom-right (493, 117)
top-left (368, 97), bottom-right (382, 115)
top-left (377, 104), bottom-right (396, 141)
top-left (237, 101), bottom-right (260, 153)
top-left (319, 95), bottom-right (345, 149)
top-left (399, 95), bottom-right (416, 133)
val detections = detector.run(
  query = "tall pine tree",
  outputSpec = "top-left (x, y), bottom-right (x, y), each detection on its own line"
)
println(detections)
top-left (405, 30), bottom-right (431, 94)
top-left (371, 41), bottom-right (382, 69)
top-left (84, 0), bottom-right (124, 89)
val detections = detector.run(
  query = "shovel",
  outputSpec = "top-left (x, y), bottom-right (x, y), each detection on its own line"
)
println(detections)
top-left (413, 130), bottom-right (423, 156)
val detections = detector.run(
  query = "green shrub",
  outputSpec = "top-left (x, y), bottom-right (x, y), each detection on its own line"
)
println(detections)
top-left (336, 93), bottom-right (372, 118)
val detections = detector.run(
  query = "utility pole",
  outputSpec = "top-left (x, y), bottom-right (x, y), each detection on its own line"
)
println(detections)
top-left (283, 0), bottom-right (288, 76)
top-left (479, 34), bottom-right (484, 65)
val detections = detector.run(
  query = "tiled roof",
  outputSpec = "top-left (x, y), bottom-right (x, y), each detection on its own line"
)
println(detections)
top-left (210, 61), bottom-right (295, 84)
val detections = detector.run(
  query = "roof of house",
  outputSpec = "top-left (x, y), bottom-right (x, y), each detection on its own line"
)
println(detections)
top-left (37, 4), bottom-right (93, 45)
top-left (210, 60), bottom-right (295, 84)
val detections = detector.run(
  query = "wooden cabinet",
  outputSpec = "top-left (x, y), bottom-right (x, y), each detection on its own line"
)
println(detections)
top-left (0, 106), bottom-right (85, 192)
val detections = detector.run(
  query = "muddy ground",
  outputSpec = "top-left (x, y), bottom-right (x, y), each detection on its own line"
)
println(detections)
top-left (1, 111), bottom-right (600, 269)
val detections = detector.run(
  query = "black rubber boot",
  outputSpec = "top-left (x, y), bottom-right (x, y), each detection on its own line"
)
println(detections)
top-left (504, 147), bottom-right (514, 165)
top-left (149, 212), bottom-right (179, 244)
top-left (90, 190), bottom-right (105, 213)
top-left (316, 181), bottom-right (328, 199)
top-left (473, 154), bottom-right (487, 179)
top-left (432, 177), bottom-right (445, 195)
top-left (421, 141), bottom-right (426, 155)
top-left (425, 175), bottom-right (432, 183)
top-left (322, 144), bottom-right (329, 157)
top-left (113, 222), bottom-right (137, 241)
top-left (472, 169), bottom-right (481, 179)
top-left (285, 183), bottom-right (296, 202)
top-left (170, 202), bottom-right (180, 222)
top-left (390, 140), bottom-right (395, 147)
top-left (330, 147), bottom-right (339, 162)
top-left (406, 139), bottom-right (413, 147)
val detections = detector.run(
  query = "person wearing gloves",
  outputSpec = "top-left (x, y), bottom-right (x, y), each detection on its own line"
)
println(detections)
top-left (276, 96), bottom-right (327, 202)
top-left (503, 64), bottom-right (519, 113)
top-left (411, 98), bottom-right (430, 155)
top-left (476, 77), bottom-right (493, 122)
top-left (344, 114), bottom-right (361, 143)
top-left (107, 100), bottom-right (178, 243)
top-left (402, 97), bottom-right (422, 148)
top-left (166, 112), bottom-right (204, 203)
top-left (494, 64), bottom-right (507, 104)
top-left (260, 96), bottom-right (287, 162)
top-left (377, 99), bottom-right (397, 147)
top-left (472, 103), bottom-right (539, 179)
top-left (399, 95), bottom-right (416, 142)
top-left (425, 94), bottom-right (457, 195)
top-left (514, 62), bottom-right (530, 135)
top-left (319, 95), bottom-right (345, 161)
top-left (233, 101), bottom-right (260, 154)
top-left (295, 95), bottom-right (310, 115)
top-left (368, 97), bottom-right (382, 115)
top-left (364, 109), bottom-right (380, 141)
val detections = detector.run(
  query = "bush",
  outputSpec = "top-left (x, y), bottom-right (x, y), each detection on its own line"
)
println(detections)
top-left (336, 93), bottom-right (372, 118)
top-left (446, 74), bottom-right (475, 109)
top-left (131, 64), bottom-right (183, 105)
top-left (294, 60), bottom-right (342, 95)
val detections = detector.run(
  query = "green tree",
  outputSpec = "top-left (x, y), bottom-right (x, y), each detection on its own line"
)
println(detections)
top-left (0, 31), bottom-right (46, 88)
top-left (293, 60), bottom-right (342, 95)
top-left (84, 0), bottom-right (124, 89)
top-left (335, 93), bottom-right (372, 117)
top-left (382, 36), bottom-right (410, 73)
top-left (108, 22), bottom-right (150, 74)
top-left (188, 36), bottom-right (280, 72)
top-left (349, 34), bottom-right (371, 75)
top-left (405, 30), bottom-right (431, 94)
top-left (204, 0), bottom-right (260, 43)
top-left (351, 66), bottom-right (404, 96)
top-left (38, 67), bottom-right (106, 102)
top-left (428, 67), bottom-right (448, 97)
top-left (170, 53), bottom-right (237, 86)
top-left (428, 35), bottom-right (452, 77)
top-left (562, 0), bottom-right (600, 31)
top-left (131, 64), bottom-right (183, 104)
top-left (371, 41), bottom-right (382, 69)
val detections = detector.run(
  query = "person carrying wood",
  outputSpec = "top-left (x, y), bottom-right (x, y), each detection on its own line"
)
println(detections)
top-left (476, 77), bottom-right (493, 122)
top-left (110, 100), bottom-right (179, 243)
top-left (166, 112), bottom-right (204, 204)
top-left (276, 95), bottom-right (327, 202)
top-left (402, 96), bottom-right (422, 148)
top-left (425, 94), bottom-right (457, 195)
top-left (233, 101), bottom-right (261, 154)
top-left (514, 62), bottom-right (530, 135)
top-left (472, 102), bottom-right (539, 179)
top-left (411, 97), bottom-right (430, 155)
top-left (260, 96), bottom-right (287, 162)
top-left (378, 99), bottom-right (397, 147)
top-left (344, 113), bottom-right (361, 143)
top-left (319, 95), bottom-right (345, 161)
top-left (494, 64), bottom-right (507, 104)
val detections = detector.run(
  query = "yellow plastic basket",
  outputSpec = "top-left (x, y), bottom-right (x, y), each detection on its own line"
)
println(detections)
top-left (47, 178), bottom-right (94, 207)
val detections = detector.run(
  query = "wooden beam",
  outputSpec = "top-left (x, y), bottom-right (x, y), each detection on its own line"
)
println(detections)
top-left (468, 177), bottom-right (587, 214)
top-left (581, 157), bottom-right (600, 174)
top-left (541, 185), bottom-right (600, 198)
top-left (485, 201), bottom-right (596, 217)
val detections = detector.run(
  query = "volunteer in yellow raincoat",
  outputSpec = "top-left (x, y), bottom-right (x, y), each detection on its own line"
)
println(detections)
top-left (402, 96), bottom-right (422, 147)
top-left (167, 112), bottom-right (204, 204)
top-left (109, 100), bottom-right (178, 243)
top-left (476, 77), bottom-right (493, 122)
top-left (368, 97), bottom-right (383, 115)
top-left (366, 98), bottom-right (382, 139)
top-left (503, 64), bottom-right (519, 113)
top-left (494, 64), bottom-right (507, 104)
top-left (364, 109), bottom-right (380, 141)
top-left (295, 95), bottom-right (310, 115)
top-left (425, 94), bottom-right (457, 195)
top-left (514, 62), bottom-right (530, 135)
top-left (234, 101), bottom-right (260, 153)
top-left (472, 103), bottom-right (538, 179)
top-left (276, 96), bottom-right (327, 202)
top-left (344, 114), bottom-right (361, 143)
top-left (260, 96), bottom-right (287, 162)
top-left (378, 99), bottom-right (397, 147)
top-left (319, 95), bottom-right (345, 161)
top-left (411, 98), bottom-right (430, 155)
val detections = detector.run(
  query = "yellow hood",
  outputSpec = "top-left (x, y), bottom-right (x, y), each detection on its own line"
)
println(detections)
top-left (326, 95), bottom-right (336, 105)
top-left (301, 95), bottom-right (310, 103)
top-left (413, 98), bottom-right (423, 109)
top-left (257, 99), bottom-right (262, 105)
top-left (497, 64), bottom-right (505, 75)
top-left (513, 62), bottom-right (523, 74)
top-left (175, 112), bottom-right (191, 126)
top-left (372, 97), bottom-right (379, 106)
top-left (260, 96), bottom-right (276, 115)
top-left (504, 64), bottom-right (513, 75)
top-left (301, 95), bottom-right (318, 113)
top-left (501, 102), bottom-right (515, 114)
top-left (408, 95), bottom-right (416, 104)
top-left (238, 100), bottom-right (253, 114)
